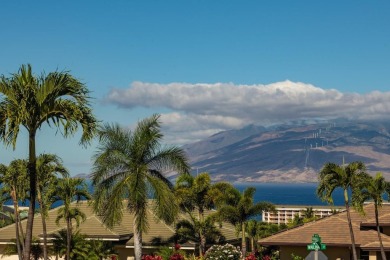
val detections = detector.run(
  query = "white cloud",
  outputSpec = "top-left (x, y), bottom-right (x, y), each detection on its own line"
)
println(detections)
top-left (106, 81), bottom-right (390, 144)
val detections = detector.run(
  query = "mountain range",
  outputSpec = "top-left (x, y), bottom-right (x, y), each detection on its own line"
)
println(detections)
top-left (182, 120), bottom-right (390, 183)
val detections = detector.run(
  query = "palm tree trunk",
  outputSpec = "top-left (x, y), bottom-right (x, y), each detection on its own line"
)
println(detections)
top-left (241, 222), bottom-right (247, 257)
top-left (38, 197), bottom-right (48, 260)
top-left (375, 203), bottom-right (387, 260)
top-left (133, 218), bottom-right (143, 260)
top-left (345, 190), bottom-right (358, 260)
top-left (199, 232), bottom-right (206, 256)
top-left (66, 218), bottom-right (71, 260)
top-left (18, 215), bottom-right (25, 252)
top-left (12, 195), bottom-right (22, 260)
top-left (250, 237), bottom-right (255, 253)
top-left (198, 208), bottom-right (206, 255)
top-left (23, 131), bottom-right (37, 260)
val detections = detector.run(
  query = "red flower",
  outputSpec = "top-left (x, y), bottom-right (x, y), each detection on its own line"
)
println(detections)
top-left (174, 243), bottom-right (181, 250)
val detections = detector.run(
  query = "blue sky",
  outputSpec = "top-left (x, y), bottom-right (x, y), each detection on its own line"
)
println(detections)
top-left (1, 1), bottom-right (390, 175)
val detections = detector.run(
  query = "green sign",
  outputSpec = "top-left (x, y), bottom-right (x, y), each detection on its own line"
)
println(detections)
top-left (307, 234), bottom-right (326, 251)
top-left (307, 243), bottom-right (326, 251)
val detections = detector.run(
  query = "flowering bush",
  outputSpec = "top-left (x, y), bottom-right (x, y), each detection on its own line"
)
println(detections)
top-left (170, 253), bottom-right (185, 260)
top-left (204, 243), bottom-right (242, 260)
top-left (245, 253), bottom-right (257, 260)
top-left (142, 255), bottom-right (163, 260)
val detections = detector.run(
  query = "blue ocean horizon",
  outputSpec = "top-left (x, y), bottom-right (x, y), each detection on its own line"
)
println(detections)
top-left (234, 182), bottom-right (345, 206)
top-left (6, 182), bottom-right (345, 209)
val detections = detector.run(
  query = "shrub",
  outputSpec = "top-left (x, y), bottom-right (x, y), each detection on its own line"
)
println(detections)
top-left (245, 253), bottom-right (257, 260)
top-left (204, 243), bottom-right (242, 260)
top-left (170, 253), bottom-right (185, 260)
top-left (142, 255), bottom-right (163, 260)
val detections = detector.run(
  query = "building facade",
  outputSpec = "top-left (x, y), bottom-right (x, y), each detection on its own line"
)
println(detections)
top-left (262, 205), bottom-right (345, 225)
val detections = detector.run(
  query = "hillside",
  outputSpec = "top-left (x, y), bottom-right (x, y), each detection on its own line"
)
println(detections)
top-left (182, 121), bottom-right (390, 183)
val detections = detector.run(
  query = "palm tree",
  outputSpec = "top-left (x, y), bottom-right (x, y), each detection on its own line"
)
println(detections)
top-left (246, 219), bottom-right (258, 253)
top-left (51, 229), bottom-right (91, 260)
top-left (0, 159), bottom-right (29, 260)
top-left (175, 213), bottom-right (225, 254)
top-left (316, 161), bottom-right (368, 260)
top-left (175, 172), bottom-right (236, 255)
top-left (0, 64), bottom-right (97, 259)
top-left (216, 187), bottom-right (275, 257)
top-left (55, 177), bottom-right (90, 260)
top-left (36, 154), bottom-right (69, 260)
top-left (92, 114), bottom-right (190, 260)
top-left (357, 173), bottom-right (390, 260)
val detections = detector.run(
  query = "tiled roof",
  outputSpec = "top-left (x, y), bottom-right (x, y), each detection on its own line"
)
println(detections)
top-left (0, 200), bottom-right (238, 247)
top-left (259, 203), bottom-right (390, 249)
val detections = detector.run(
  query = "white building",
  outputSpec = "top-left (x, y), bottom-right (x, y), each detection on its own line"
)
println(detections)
top-left (262, 205), bottom-right (345, 225)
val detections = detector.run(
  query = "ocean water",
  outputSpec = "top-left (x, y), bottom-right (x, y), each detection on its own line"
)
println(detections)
top-left (234, 182), bottom-right (346, 206)
top-left (7, 182), bottom-right (346, 209)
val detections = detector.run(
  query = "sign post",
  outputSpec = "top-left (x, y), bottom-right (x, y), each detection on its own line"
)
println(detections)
top-left (307, 234), bottom-right (326, 260)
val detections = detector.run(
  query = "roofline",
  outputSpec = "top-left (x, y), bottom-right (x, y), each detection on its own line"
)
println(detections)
top-left (259, 242), bottom-right (359, 247)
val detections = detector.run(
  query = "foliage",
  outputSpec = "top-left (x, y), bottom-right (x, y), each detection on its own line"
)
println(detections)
top-left (215, 187), bottom-right (275, 256)
top-left (287, 213), bottom-right (304, 228)
top-left (86, 239), bottom-right (117, 260)
top-left (54, 177), bottom-right (91, 260)
top-left (92, 114), bottom-right (190, 260)
top-left (358, 172), bottom-right (390, 260)
top-left (174, 173), bottom-right (231, 255)
top-left (0, 64), bottom-right (98, 258)
top-left (36, 153), bottom-right (69, 260)
top-left (174, 213), bottom-right (225, 251)
top-left (0, 159), bottom-right (29, 259)
top-left (170, 253), bottom-right (185, 260)
top-left (51, 229), bottom-right (90, 259)
top-left (142, 255), bottom-right (163, 260)
top-left (204, 243), bottom-right (242, 260)
top-left (2, 237), bottom-right (43, 260)
top-left (245, 253), bottom-right (258, 260)
top-left (157, 246), bottom-right (174, 260)
top-left (317, 161), bottom-right (368, 260)
top-left (291, 253), bottom-right (304, 260)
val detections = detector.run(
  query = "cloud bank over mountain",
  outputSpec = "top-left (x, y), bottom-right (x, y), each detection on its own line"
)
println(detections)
top-left (106, 81), bottom-right (390, 144)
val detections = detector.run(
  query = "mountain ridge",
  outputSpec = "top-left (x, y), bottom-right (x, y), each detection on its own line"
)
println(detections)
top-left (183, 120), bottom-right (390, 183)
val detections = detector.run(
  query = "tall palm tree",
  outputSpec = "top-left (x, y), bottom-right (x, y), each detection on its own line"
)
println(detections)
top-left (317, 161), bottom-right (368, 260)
top-left (92, 114), bottom-right (190, 260)
top-left (357, 173), bottom-right (390, 260)
top-left (0, 159), bottom-right (29, 260)
top-left (0, 64), bottom-right (97, 259)
top-left (55, 177), bottom-right (90, 260)
top-left (216, 187), bottom-right (275, 257)
top-left (36, 154), bottom-right (69, 260)
top-left (175, 172), bottom-right (236, 255)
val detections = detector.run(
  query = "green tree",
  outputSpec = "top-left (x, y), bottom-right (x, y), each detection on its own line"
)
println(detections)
top-left (175, 173), bottom-right (233, 255)
top-left (287, 213), bottom-right (304, 228)
top-left (0, 64), bottom-right (97, 259)
top-left (175, 213), bottom-right (225, 253)
top-left (216, 187), bottom-right (275, 257)
top-left (92, 114), bottom-right (190, 260)
top-left (0, 159), bottom-right (29, 260)
top-left (36, 153), bottom-right (69, 260)
top-left (55, 177), bottom-right (90, 260)
top-left (51, 229), bottom-right (91, 260)
top-left (316, 161), bottom-right (368, 260)
top-left (86, 240), bottom-right (117, 260)
top-left (246, 219), bottom-right (258, 253)
top-left (357, 173), bottom-right (390, 260)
